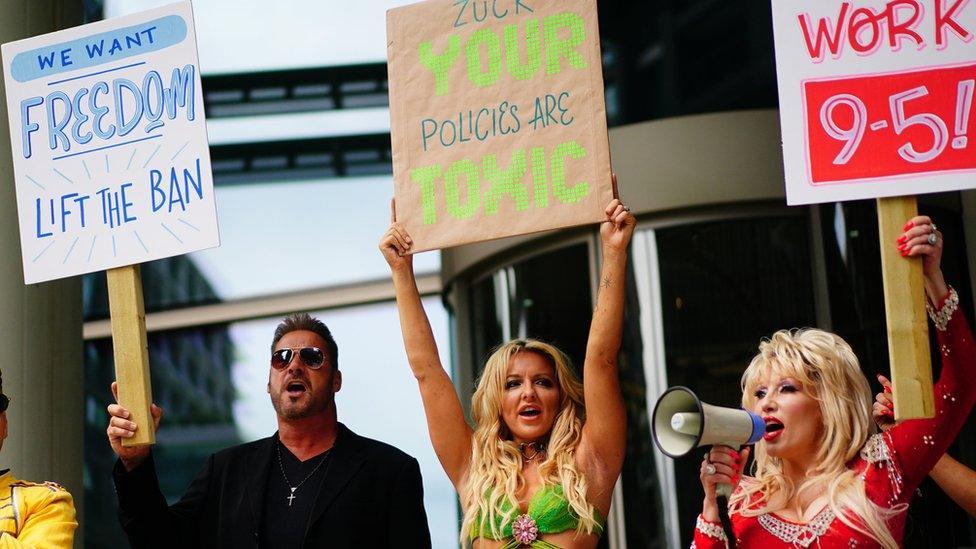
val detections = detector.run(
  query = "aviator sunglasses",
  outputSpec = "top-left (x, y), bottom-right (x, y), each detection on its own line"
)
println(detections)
top-left (270, 347), bottom-right (327, 370)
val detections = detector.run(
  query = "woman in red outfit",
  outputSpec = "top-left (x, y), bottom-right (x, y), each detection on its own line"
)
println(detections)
top-left (693, 215), bottom-right (976, 549)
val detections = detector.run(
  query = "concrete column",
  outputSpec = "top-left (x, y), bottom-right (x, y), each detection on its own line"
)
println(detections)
top-left (0, 1), bottom-right (84, 546)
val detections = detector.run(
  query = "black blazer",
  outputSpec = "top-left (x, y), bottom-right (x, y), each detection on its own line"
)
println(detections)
top-left (114, 423), bottom-right (431, 548)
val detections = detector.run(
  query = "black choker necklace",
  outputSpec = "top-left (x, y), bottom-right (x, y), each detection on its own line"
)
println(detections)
top-left (518, 441), bottom-right (547, 461)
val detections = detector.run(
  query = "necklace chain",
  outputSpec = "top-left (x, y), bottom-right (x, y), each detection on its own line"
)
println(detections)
top-left (276, 442), bottom-right (330, 506)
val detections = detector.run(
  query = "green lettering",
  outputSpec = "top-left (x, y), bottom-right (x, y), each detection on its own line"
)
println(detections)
top-left (543, 12), bottom-right (586, 75)
top-left (530, 146), bottom-right (548, 207)
top-left (505, 20), bottom-right (540, 81)
top-left (445, 159), bottom-right (480, 220)
top-left (465, 29), bottom-right (502, 88)
top-left (419, 36), bottom-right (461, 96)
top-left (484, 151), bottom-right (528, 214)
top-left (411, 165), bottom-right (442, 224)
top-left (551, 141), bottom-right (588, 204)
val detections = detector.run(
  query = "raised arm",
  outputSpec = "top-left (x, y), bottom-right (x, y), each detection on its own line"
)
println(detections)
top-left (578, 188), bottom-right (635, 476)
top-left (875, 375), bottom-right (976, 519)
top-left (379, 201), bottom-right (472, 488)
top-left (876, 216), bottom-right (976, 500)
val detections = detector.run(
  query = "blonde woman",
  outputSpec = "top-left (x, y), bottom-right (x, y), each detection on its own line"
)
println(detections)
top-left (379, 194), bottom-right (634, 548)
top-left (694, 215), bottom-right (976, 548)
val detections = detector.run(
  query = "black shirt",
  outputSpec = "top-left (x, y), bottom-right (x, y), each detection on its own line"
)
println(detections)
top-left (260, 441), bottom-right (333, 549)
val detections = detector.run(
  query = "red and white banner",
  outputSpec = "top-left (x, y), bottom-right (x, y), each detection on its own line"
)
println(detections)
top-left (772, 0), bottom-right (976, 204)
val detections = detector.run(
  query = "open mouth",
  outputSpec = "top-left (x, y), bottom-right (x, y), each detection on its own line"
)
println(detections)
top-left (519, 406), bottom-right (541, 419)
top-left (286, 381), bottom-right (308, 396)
top-left (764, 418), bottom-right (784, 440)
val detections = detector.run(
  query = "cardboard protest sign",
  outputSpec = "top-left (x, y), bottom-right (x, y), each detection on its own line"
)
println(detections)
top-left (772, 0), bottom-right (976, 205)
top-left (387, 0), bottom-right (613, 251)
top-left (2, 1), bottom-right (218, 284)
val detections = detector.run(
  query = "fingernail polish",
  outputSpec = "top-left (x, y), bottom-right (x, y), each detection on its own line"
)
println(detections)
top-left (900, 250), bottom-right (909, 257)
top-left (904, 221), bottom-right (914, 230)
top-left (884, 386), bottom-right (891, 394)
top-left (897, 236), bottom-right (907, 244)
top-left (887, 402), bottom-right (894, 409)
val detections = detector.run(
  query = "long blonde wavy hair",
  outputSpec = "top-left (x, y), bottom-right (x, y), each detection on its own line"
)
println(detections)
top-left (731, 328), bottom-right (902, 548)
top-left (460, 339), bottom-right (600, 542)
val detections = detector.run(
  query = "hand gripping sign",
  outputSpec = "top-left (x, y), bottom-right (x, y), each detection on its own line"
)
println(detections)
top-left (2, 2), bottom-right (218, 445)
top-left (772, 0), bottom-right (976, 419)
top-left (387, 0), bottom-right (614, 252)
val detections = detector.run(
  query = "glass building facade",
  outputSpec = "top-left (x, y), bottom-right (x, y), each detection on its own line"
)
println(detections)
top-left (75, 0), bottom-right (976, 547)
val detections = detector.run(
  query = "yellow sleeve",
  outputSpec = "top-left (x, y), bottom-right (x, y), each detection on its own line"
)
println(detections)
top-left (0, 488), bottom-right (77, 549)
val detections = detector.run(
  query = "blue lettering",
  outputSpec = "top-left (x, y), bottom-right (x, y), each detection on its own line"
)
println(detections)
top-left (142, 71), bottom-right (165, 132)
top-left (34, 199), bottom-right (52, 238)
top-left (60, 193), bottom-right (78, 232)
top-left (84, 40), bottom-right (104, 59)
top-left (121, 183), bottom-right (137, 222)
top-left (164, 64), bottom-right (195, 121)
top-left (113, 78), bottom-right (143, 137)
top-left (45, 91), bottom-right (71, 152)
top-left (20, 96), bottom-right (43, 159)
top-left (70, 89), bottom-right (93, 145)
top-left (59, 48), bottom-right (73, 67)
top-left (37, 52), bottom-right (55, 70)
top-left (150, 169), bottom-right (165, 212)
top-left (89, 81), bottom-right (115, 140)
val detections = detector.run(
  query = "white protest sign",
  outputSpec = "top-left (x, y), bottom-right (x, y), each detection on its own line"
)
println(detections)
top-left (772, 0), bottom-right (976, 205)
top-left (2, 1), bottom-right (218, 284)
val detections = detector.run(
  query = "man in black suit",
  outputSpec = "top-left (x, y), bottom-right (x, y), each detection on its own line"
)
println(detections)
top-left (106, 313), bottom-right (431, 548)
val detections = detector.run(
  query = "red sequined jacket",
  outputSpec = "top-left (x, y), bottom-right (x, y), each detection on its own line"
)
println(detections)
top-left (692, 289), bottom-right (975, 549)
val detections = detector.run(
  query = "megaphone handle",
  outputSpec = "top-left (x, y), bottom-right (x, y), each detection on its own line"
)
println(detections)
top-left (713, 443), bottom-right (742, 549)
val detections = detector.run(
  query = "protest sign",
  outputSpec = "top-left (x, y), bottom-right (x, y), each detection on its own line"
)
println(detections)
top-left (2, 2), bottom-right (216, 444)
top-left (772, 0), bottom-right (976, 206)
top-left (2, 1), bottom-right (218, 284)
top-left (770, 0), bottom-right (976, 419)
top-left (387, 0), bottom-right (613, 252)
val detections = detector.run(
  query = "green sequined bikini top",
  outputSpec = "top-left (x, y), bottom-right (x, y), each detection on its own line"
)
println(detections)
top-left (469, 484), bottom-right (605, 548)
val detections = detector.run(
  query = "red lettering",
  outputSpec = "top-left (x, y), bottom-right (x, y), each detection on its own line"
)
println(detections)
top-left (798, 2), bottom-right (851, 61)
top-left (886, 0), bottom-right (924, 48)
top-left (935, 0), bottom-right (973, 47)
top-left (848, 7), bottom-right (882, 53)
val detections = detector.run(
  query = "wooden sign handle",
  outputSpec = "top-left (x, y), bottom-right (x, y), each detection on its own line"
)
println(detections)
top-left (107, 264), bottom-right (155, 446)
top-left (877, 196), bottom-right (934, 420)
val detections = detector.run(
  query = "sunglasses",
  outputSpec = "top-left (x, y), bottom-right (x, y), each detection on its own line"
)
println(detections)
top-left (0, 394), bottom-right (8, 413)
top-left (271, 347), bottom-right (327, 370)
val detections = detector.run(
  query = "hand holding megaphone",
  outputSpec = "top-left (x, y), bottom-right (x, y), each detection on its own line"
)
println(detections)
top-left (701, 445), bottom-right (750, 502)
top-left (652, 386), bottom-right (765, 497)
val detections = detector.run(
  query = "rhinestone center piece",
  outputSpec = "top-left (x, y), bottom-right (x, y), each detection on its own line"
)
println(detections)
top-left (512, 513), bottom-right (540, 544)
top-left (758, 507), bottom-right (836, 548)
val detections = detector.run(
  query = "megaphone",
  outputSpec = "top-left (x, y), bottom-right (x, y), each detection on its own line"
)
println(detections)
top-left (652, 386), bottom-right (765, 495)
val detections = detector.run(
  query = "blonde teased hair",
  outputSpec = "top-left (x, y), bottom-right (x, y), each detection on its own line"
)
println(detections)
top-left (732, 328), bottom-right (903, 549)
top-left (460, 339), bottom-right (600, 542)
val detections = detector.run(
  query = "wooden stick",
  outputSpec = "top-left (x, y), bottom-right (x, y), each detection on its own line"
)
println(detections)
top-left (107, 264), bottom-right (155, 446)
top-left (877, 196), bottom-right (934, 420)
